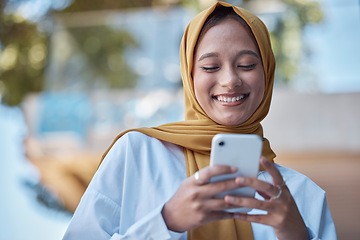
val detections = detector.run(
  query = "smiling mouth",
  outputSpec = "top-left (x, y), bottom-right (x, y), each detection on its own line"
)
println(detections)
top-left (214, 93), bottom-right (250, 103)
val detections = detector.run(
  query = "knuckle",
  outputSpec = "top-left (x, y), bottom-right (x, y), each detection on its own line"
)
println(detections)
top-left (219, 181), bottom-right (231, 192)
top-left (275, 216), bottom-right (287, 229)
top-left (188, 189), bottom-right (201, 201)
top-left (257, 200), bottom-right (266, 209)
top-left (192, 201), bottom-right (203, 212)
top-left (200, 171), bottom-right (210, 182)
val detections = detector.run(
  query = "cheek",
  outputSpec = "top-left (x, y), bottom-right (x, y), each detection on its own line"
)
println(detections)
top-left (246, 71), bottom-right (265, 106)
top-left (193, 73), bottom-right (211, 101)
top-left (193, 76), bottom-right (201, 101)
top-left (254, 74), bottom-right (265, 106)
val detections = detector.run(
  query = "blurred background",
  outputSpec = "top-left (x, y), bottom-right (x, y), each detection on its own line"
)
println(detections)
top-left (0, 0), bottom-right (359, 239)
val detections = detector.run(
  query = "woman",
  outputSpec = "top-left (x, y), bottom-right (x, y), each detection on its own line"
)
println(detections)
top-left (63, 2), bottom-right (336, 239)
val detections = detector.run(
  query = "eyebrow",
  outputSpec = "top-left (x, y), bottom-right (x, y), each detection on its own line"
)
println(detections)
top-left (198, 52), bottom-right (219, 61)
top-left (198, 50), bottom-right (259, 61)
top-left (236, 50), bottom-right (259, 59)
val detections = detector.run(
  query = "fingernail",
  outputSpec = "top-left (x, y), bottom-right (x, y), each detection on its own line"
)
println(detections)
top-left (225, 196), bottom-right (235, 203)
top-left (231, 166), bottom-right (238, 172)
top-left (236, 177), bottom-right (245, 184)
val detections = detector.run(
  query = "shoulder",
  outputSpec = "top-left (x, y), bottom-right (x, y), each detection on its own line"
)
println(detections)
top-left (92, 130), bottom-right (186, 198)
top-left (113, 131), bottom-right (177, 149)
top-left (103, 130), bottom-right (185, 171)
top-left (112, 131), bottom-right (182, 156)
top-left (114, 131), bottom-right (155, 147)
top-left (107, 131), bottom-right (164, 158)
top-left (97, 131), bottom-right (155, 174)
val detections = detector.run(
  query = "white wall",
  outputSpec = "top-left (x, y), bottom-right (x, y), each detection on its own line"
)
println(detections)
top-left (262, 89), bottom-right (360, 152)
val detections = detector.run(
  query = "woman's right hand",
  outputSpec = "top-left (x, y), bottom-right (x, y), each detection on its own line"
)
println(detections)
top-left (161, 165), bottom-right (240, 233)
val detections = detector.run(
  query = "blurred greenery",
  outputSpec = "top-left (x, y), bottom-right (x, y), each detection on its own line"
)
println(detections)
top-left (274, 0), bottom-right (323, 84)
top-left (245, 0), bottom-right (323, 84)
top-left (0, 11), bottom-right (48, 106)
top-left (54, 25), bottom-right (139, 90)
top-left (58, 0), bottom-right (154, 12)
top-left (0, 0), bottom-right (323, 106)
top-left (0, 0), bottom-right (148, 105)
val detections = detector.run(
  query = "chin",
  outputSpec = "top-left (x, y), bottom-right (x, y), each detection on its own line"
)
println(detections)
top-left (215, 117), bottom-right (247, 126)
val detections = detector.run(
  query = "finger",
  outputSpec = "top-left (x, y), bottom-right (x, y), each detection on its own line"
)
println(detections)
top-left (194, 165), bottom-right (237, 184)
top-left (260, 157), bottom-right (284, 186)
top-left (204, 198), bottom-right (250, 211)
top-left (234, 176), bottom-right (280, 199)
top-left (201, 176), bottom-right (247, 197)
top-left (201, 197), bottom-right (241, 211)
top-left (208, 210), bottom-right (235, 222)
top-left (224, 195), bottom-right (274, 212)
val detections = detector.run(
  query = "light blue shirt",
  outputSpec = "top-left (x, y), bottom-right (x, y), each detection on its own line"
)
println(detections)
top-left (63, 131), bottom-right (337, 240)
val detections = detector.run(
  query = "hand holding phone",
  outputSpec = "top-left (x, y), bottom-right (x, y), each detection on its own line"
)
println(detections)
top-left (210, 133), bottom-right (262, 212)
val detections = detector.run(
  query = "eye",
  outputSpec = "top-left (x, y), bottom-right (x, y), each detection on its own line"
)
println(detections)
top-left (238, 64), bottom-right (256, 70)
top-left (201, 66), bottom-right (219, 72)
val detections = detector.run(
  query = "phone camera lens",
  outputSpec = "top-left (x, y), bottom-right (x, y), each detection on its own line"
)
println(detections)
top-left (219, 141), bottom-right (225, 146)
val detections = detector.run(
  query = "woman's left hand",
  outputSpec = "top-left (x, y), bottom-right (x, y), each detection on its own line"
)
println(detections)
top-left (224, 157), bottom-right (310, 240)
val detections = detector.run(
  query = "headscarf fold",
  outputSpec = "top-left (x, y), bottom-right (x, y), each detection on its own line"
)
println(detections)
top-left (101, 1), bottom-right (276, 239)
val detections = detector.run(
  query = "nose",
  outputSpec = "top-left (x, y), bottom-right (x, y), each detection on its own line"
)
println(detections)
top-left (219, 65), bottom-right (242, 90)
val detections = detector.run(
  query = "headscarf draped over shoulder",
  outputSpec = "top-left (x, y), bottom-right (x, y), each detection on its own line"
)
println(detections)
top-left (101, 2), bottom-right (276, 239)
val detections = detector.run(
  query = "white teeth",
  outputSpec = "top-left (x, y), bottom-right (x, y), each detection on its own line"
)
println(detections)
top-left (216, 95), bottom-right (246, 102)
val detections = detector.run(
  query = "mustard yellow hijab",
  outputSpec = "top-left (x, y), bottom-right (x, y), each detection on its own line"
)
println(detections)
top-left (101, 1), bottom-right (276, 239)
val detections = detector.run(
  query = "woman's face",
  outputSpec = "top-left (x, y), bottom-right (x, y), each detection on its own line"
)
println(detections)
top-left (193, 17), bottom-right (265, 126)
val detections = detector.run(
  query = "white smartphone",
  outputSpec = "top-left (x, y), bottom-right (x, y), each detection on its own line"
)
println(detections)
top-left (210, 133), bottom-right (262, 212)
